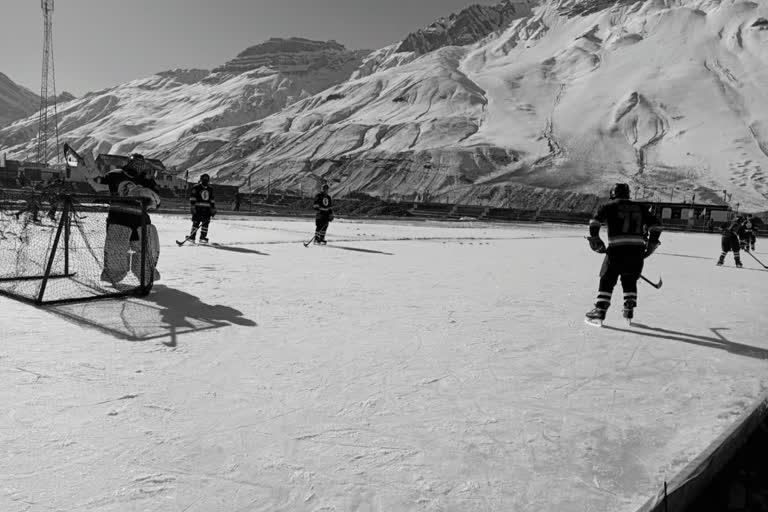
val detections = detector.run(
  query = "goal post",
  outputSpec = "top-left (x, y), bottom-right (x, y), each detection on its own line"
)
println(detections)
top-left (0, 192), bottom-right (157, 305)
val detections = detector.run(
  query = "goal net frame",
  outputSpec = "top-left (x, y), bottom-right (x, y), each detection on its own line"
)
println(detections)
top-left (0, 192), bottom-right (154, 305)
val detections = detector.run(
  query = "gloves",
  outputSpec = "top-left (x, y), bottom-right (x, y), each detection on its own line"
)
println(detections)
top-left (587, 236), bottom-right (606, 254)
top-left (129, 186), bottom-right (161, 210)
top-left (210, 207), bottom-right (217, 218)
top-left (190, 206), bottom-right (196, 216)
top-left (644, 241), bottom-right (660, 259)
top-left (328, 211), bottom-right (334, 222)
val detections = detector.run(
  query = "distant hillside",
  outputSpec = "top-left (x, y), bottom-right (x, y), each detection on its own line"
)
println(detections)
top-left (0, 72), bottom-right (39, 128)
top-left (0, 38), bottom-right (369, 169)
top-left (174, 0), bottom-right (768, 210)
top-left (2, 2), bottom-right (767, 211)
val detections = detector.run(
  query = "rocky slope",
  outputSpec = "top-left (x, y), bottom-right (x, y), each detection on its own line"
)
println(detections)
top-left (0, 38), bottom-right (368, 170)
top-left (396, 0), bottom-right (535, 54)
top-left (2, 1), bottom-right (767, 210)
top-left (0, 72), bottom-right (40, 128)
top-left (179, 0), bottom-right (768, 210)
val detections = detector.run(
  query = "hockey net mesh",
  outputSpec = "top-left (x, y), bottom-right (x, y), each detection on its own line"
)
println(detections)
top-left (0, 192), bottom-right (152, 304)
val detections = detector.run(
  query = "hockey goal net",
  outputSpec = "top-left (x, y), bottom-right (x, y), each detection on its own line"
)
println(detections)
top-left (0, 192), bottom-right (156, 305)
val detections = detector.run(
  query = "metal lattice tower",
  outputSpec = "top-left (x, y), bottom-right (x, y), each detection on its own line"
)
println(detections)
top-left (36, 0), bottom-right (60, 165)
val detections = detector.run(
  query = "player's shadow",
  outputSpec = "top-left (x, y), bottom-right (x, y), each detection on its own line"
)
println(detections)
top-left (205, 244), bottom-right (269, 255)
top-left (604, 323), bottom-right (768, 360)
top-left (657, 252), bottom-right (713, 260)
top-left (49, 284), bottom-right (256, 347)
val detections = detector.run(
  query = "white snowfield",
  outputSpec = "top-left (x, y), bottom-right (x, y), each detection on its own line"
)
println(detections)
top-left (2, 215), bottom-right (767, 512)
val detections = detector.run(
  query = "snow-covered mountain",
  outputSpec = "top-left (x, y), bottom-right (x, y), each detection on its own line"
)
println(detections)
top-left (0, 72), bottom-right (39, 128)
top-left (177, 0), bottom-right (768, 209)
top-left (2, 0), bottom-right (767, 210)
top-left (0, 38), bottom-right (368, 169)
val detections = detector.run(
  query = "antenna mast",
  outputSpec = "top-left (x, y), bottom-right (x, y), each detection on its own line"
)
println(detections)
top-left (36, 0), bottom-right (60, 165)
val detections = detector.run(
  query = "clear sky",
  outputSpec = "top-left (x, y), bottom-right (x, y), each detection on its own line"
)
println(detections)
top-left (1, 0), bottom-right (498, 97)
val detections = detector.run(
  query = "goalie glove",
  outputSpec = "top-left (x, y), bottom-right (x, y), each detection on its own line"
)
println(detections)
top-left (644, 240), bottom-right (660, 259)
top-left (587, 235), bottom-right (606, 254)
top-left (129, 187), bottom-right (161, 210)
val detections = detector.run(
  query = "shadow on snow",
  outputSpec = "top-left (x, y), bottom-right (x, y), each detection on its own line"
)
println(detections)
top-left (48, 284), bottom-right (256, 347)
top-left (200, 244), bottom-right (269, 255)
top-left (604, 323), bottom-right (768, 360)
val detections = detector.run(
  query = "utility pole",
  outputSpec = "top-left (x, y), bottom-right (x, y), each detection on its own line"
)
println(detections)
top-left (36, 0), bottom-right (60, 165)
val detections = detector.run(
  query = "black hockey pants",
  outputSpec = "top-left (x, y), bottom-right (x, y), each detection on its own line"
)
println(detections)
top-left (594, 245), bottom-right (645, 310)
top-left (315, 215), bottom-right (330, 242)
top-left (191, 212), bottom-right (211, 240)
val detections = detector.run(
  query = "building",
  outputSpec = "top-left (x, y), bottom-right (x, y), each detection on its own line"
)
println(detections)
top-left (0, 152), bottom-right (65, 188)
top-left (95, 154), bottom-right (187, 197)
top-left (646, 200), bottom-right (733, 230)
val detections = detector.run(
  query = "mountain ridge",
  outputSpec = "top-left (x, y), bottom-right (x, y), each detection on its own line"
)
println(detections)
top-left (1, 0), bottom-right (767, 210)
top-left (0, 72), bottom-right (40, 128)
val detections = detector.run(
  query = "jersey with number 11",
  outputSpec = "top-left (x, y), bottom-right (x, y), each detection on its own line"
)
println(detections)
top-left (591, 199), bottom-right (660, 247)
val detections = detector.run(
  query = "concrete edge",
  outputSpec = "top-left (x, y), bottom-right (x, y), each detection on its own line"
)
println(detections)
top-left (636, 391), bottom-right (768, 512)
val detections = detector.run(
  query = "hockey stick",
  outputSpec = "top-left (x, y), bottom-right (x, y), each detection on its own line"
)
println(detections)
top-left (303, 231), bottom-right (320, 247)
top-left (176, 225), bottom-right (199, 246)
top-left (640, 274), bottom-right (663, 289)
top-left (744, 249), bottom-right (768, 269)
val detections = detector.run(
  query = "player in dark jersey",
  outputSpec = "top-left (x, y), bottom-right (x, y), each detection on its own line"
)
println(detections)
top-left (186, 173), bottom-right (217, 244)
top-left (717, 216), bottom-right (744, 267)
top-left (741, 214), bottom-right (757, 252)
top-left (585, 183), bottom-right (662, 326)
top-left (100, 153), bottom-right (161, 286)
top-left (312, 183), bottom-right (333, 244)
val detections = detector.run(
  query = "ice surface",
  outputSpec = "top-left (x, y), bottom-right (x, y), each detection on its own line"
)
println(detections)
top-left (1, 214), bottom-right (767, 512)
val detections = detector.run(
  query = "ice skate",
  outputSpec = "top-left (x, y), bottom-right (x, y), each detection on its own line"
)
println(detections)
top-left (622, 302), bottom-right (635, 326)
top-left (199, 237), bottom-right (209, 244)
top-left (735, 260), bottom-right (743, 268)
top-left (716, 257), bottom-right (724, 266)
top-left (584, 307), bottom-right (607, 327)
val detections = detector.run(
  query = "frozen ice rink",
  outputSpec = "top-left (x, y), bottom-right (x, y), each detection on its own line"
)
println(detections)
top-left (2, 214), bottom-right (767, 512)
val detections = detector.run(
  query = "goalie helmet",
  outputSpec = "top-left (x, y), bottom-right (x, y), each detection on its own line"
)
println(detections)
top-left (125, 153), bottom-right (151, 177)
top-left (610, 183), bottom-right (630, 200)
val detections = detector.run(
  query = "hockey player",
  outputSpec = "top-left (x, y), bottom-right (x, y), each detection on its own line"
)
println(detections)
top-left (585, 183), bottom-right (663, 325)
top-left (186, 173), bottom-right (216, 243)
top-left (717, 215), bottom-right (744, 267)
top-left (100, 153), bottom-right (161, 287)
top-left (742, 214), bottom-right (757, 252)
top-left (312, 183), bottom-right (334, 244)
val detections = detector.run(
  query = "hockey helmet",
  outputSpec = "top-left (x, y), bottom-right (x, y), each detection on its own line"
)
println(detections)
top-left (200, 173), bottom-right (210, 184)
top-left (321, 183), bottom-right (329, 191)
top-left (126, 153), bottom-right (149, 176)
top-left (610, 183), bottom-right (630, 200)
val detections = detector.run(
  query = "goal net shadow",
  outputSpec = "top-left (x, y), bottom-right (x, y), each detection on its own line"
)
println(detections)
top-left (47, 284), bottom-right (256, 345)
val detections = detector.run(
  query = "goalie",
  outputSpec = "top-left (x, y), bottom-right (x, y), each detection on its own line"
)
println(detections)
top-left (99, 153), bottom-right (161, 288)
